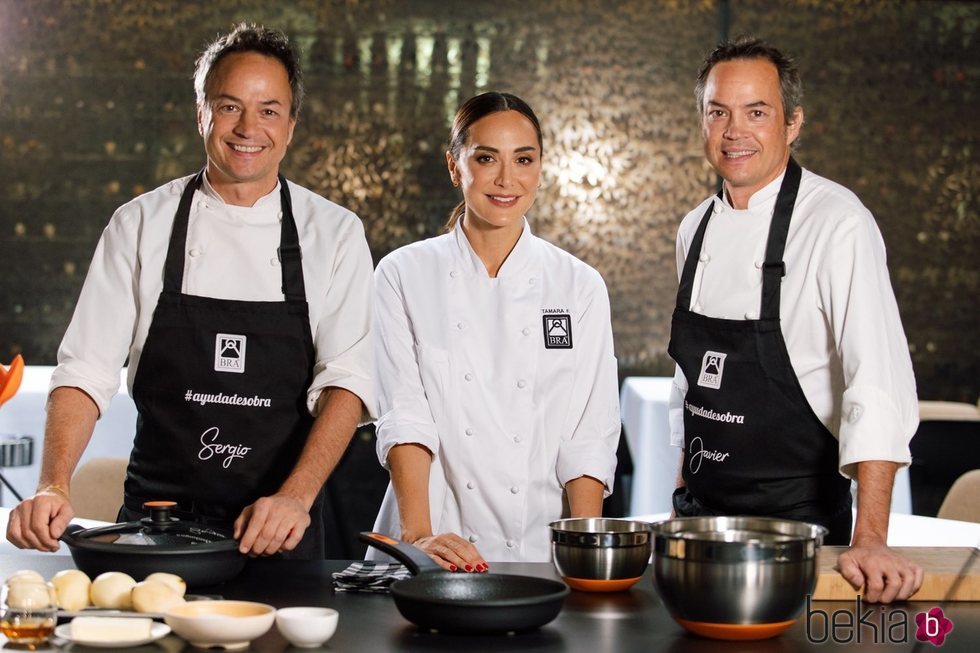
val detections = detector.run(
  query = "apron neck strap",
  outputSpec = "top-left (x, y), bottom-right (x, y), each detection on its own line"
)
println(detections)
top-left (674, 158), bottom-right (802, 319)
top-left (162, 171), bottom-right (307, 302)
top-left (674, 190), bottom-right (721, 312)
top-left (162, 170), bottom-right (204, 294)
top-left (275, 175), bottom-right (306, 302)
top-left (759, 157), bottom-right (802, 320)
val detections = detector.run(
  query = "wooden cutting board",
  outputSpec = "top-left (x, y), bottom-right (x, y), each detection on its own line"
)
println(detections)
top-left (812, 546), bottom-right (980, 601)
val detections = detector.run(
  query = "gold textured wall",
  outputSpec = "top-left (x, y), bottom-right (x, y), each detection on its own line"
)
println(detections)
top-left (0, 0), bottom-right (976, 401)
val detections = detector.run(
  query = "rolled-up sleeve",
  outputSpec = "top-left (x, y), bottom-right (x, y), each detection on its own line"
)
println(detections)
top-left (818, 210), bottom-right (918, 479)
top-left (372, 257), bottom-right (441, 469)
top-left (307, 216), bottom-right (376, 420)
top-left (555, 269), bottom-right (621, 496)
top-left (50, 208), bottom-right (139, 416)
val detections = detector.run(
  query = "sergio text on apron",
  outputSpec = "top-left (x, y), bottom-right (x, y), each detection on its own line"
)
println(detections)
top-left (123, 170), bottom-right (325, 558)
top-left (667, 158), bottom-right (852, 545)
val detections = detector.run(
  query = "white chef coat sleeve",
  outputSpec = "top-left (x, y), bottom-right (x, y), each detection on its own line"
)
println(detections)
top-left (306, 215), bottom-right (376, 420)
top-left (555, 268), bottom-right (620, 496)
top-left (817, 208), bottom-right (918, 479)
top-left (668, 365), bottom-right (688, 448)
top-left (668, 214), bottom-right (695, 449)
top-left (372, 257), bottom-right (440, 469)
top-left (49, 207), bottom-right (138, 417)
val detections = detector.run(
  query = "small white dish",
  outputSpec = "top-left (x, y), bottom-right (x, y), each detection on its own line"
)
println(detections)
top-left (276, 607), bottom-right (338, 648)
top-left (54, 621), bottom-right (171, 648)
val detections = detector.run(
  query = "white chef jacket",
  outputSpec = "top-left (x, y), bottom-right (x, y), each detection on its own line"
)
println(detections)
top-left (669, 168), bottom-right (918, 479)
top-left (51, 173), bottom-right (376, 419)
top-left (370, 220), bottom-right (620, 562)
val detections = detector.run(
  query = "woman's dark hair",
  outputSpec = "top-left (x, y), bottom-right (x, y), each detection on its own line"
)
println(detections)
top-left (194, 22), bottom-right (304, 118)
top-left (444, 92), bottom-right (543, 231)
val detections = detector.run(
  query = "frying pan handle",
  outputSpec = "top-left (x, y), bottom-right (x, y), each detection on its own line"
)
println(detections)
top-left (359, 532), bottom-right (444, 576)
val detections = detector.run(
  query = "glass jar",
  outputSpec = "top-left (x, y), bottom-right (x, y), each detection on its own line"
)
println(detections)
top-left (0, 577), bottom-right (57, 645)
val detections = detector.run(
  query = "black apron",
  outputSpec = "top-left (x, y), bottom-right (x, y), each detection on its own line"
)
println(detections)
top-left (122, 170), bottom-right (325, 558)
top-left (667, 159), bottom-right (852, 545)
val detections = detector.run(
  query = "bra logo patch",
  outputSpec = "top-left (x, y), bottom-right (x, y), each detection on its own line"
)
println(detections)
top-left (542, 314), bottom-right (573, 349)
top-left (697, 351), bottom-right (726, 389)
top-left (215, 333), bottom-right (246, 374)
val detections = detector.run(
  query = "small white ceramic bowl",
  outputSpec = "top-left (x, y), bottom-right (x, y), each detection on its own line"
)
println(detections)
top-left (164, 600), bottom-right (276, 650)
top-left (275, 606), bottom-right (339, 648)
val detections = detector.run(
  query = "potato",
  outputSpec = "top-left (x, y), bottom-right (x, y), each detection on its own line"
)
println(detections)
top-left (5, 569), bottom-right (45, 585)
top-left (51, 569), bottom-right (92, 611)
top-left (89, 571), bottom-right (136, 609)
top-left (143, 572), bottom-right (186, 597)
top-left (5, 580), bottom-right (55, 609)
top-left (131, 580), bottom-right (185, 613)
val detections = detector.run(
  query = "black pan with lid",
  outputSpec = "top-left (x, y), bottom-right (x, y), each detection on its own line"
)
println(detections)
top-left (60, 501), bottom-right (245, 587)
top-left (360, 532), bottom-right (569, 634)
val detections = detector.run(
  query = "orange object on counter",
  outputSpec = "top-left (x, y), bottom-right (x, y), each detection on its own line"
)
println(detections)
top-left (0, 354), bottom-right (25, 408)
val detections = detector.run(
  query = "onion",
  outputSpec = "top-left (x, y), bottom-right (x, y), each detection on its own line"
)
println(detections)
top-left (90, 571), bottom-right (136, 609)
top-left (51, 569), bottom-right (92, 611)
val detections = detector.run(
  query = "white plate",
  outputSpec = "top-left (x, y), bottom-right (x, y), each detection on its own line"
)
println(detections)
top-left (55, 622), bottom-right (171, 648)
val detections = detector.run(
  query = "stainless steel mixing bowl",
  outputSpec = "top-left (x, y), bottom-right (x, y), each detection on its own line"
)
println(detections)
top-left (549, 518), bottom-right (652, 592)
top-left (650, 516), bottom-right (827, 640)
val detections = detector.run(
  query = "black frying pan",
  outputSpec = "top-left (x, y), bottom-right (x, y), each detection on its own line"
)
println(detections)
top-left (360, 532), bottom-right (569, 634)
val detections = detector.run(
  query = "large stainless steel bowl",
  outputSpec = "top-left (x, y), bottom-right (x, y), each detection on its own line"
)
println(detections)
top-left (650, 516), bottom-right (827, 640)
top-left (550, 518), bottom-right (652, 592)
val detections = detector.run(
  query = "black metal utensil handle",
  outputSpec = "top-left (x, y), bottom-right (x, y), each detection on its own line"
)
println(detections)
top-left (359, 532), bottom-right (446, 576)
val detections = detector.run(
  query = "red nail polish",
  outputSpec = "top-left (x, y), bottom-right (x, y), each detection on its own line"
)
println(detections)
top-left (465, 565), bottom-right (473, 572)
top-left (449, 565), bottom-right (457, 572)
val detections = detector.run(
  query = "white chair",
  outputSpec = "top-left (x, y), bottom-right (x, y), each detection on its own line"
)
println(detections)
top-left (69, 456), bottom-right (128, 523)
top-left (918, 400), bottom-right (980, 421)
top-left (937, 469), bottom-right (980, 524)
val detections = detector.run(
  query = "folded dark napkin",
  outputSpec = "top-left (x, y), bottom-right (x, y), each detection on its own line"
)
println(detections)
top-left (332, 561), bottom-right (412, 593)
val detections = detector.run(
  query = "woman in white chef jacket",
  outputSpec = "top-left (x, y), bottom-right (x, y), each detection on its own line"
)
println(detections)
top-left (370, 92), bottom-right (621, 571)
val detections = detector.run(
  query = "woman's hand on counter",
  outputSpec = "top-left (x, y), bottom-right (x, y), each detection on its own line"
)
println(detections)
top-left (408, 531), bottom-right (488, 573)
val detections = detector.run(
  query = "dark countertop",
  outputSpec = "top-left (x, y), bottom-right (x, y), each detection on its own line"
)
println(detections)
top-left (1, 554), bottom-right (978, 652)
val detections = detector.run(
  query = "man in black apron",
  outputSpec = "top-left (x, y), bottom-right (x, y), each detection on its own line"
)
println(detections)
top-left (7, 24), bottom-right (371, 560)
top-left (669, 37), bottom-right (922, 603)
